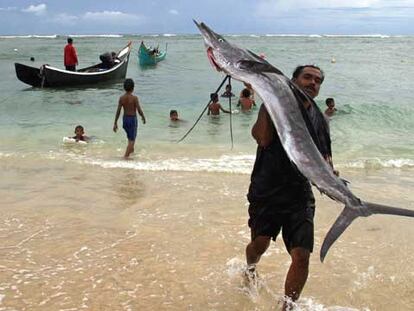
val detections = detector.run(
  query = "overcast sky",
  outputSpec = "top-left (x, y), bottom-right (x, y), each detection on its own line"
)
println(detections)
top-left (0, 0), bottom-right (413, 35)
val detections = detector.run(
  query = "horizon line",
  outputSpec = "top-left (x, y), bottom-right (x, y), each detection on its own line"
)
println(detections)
top-left (1, 33), bottom-right (413, 37)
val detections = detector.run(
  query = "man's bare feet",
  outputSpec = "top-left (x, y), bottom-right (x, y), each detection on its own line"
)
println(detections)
top-left (243, 264), bottom-right (259, 288)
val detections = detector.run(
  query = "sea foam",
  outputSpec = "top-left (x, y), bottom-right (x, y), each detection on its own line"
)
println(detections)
top-left (83, 154), bottom-right (255, 174)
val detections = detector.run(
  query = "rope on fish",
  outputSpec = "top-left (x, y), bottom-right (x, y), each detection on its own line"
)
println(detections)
top-left (177, 74), bottom-right (230, 143)
top-left (227, 76), bottom-right (234, 149)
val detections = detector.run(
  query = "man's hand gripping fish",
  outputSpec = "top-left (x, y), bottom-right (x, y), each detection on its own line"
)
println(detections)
top-left (194, 20), bottom-right (414, 262)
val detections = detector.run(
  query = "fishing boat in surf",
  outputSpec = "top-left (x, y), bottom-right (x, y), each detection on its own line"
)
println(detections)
top-left (138, 41), bottom-right (167, 66)
top-left (15, 41), bottom-right (132, 87)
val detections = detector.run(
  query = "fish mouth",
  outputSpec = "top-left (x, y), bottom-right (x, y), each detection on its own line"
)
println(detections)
top-left (194, 20), bottom-right (223, 72)
top-left (207, 47), bottom-right (222, 72)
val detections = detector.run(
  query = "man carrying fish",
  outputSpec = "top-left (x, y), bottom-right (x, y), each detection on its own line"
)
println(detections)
top-left (245, 65), bottom-right (333, 308)
top-left (195, 20), bottom-right (414, 310)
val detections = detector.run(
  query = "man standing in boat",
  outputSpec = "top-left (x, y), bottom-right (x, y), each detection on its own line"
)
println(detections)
top-left (64, 37), bottom-right (78, 71)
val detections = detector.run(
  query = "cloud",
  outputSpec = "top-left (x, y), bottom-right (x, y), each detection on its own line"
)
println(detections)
top-left (169, 9), bottom-right (179, 15)
top-left (83, 11), bottom-right (143, 24)
top-left (0, 6), bottom-right (17, 11)
top-left (257, 0), bottom-right (380, 12)
top-left (255, 0), bottom-right (414, 18)
top-left (22, 3), bottom-right (47, 16)
top-left (51, 13), bottom-right (79, 26)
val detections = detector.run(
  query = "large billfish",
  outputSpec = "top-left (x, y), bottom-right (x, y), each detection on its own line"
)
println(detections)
top-left (194, 20), bottom-right (414, 262)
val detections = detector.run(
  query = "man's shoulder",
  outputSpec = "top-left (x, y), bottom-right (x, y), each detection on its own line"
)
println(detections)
top-left (65, 44), bottom-right (75, 52)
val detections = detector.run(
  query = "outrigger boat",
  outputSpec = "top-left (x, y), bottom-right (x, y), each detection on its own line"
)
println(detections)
top-left (138, 41), bottom-right (167, 66)
top-left (15, 42), bottom-right (132, 87)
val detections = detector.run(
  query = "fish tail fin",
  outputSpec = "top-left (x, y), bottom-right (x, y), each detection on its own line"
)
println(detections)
top-left (320, 202), bottom-right (414, 262)
top-left (364, 201), bottom-right (414, 217)
top-left (320, 207), bottom-right (358, 262)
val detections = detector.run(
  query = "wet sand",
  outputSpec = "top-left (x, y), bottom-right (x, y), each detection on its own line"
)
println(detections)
top-left (1, 157), bottom-right (413, 310)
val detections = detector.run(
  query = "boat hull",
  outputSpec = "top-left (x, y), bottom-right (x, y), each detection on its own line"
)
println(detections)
top-left (15, 63), bottom-right (43, 87)
top-left (138, 42), bottom-right (166, 66)
top-left (15, 42), bottom-right (131, 88)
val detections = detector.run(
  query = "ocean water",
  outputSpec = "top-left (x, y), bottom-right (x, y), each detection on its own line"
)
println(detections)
top-left (0, 34), bottom-right (414, 310)
top-left (1, 34), bottom-right (414, 169)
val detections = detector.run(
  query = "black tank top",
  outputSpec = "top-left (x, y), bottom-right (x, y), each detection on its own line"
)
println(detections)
top-left (247, 132), bottom-right (312, 211)
top-left (247, 103), bottom-right (330, 213)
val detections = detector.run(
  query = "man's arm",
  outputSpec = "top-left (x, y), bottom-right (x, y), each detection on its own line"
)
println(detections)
top-left (136, 96), bottom-right (146, 124)
top-left (252, 104), bottom-right (274, 147)
top-left (113, 99), bottom-right (122, 132)
top-left (219, 104), bottom-right (231, 114)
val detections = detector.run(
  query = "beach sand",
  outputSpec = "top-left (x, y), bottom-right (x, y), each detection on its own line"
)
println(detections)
top-left (1, 157), bottom-right (413, 310)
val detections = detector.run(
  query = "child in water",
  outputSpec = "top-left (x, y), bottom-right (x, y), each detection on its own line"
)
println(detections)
top-left (113, 78), bottom-right (146, 158)
top-left (170, 109), bottom-right (180, 121)
top-left (325, 98), bottom-right (337, 117)
top-left (72, 125), bottom-right (89, 142)
top-left (237, 88), bottom-right (256, 112)
top-left (240, 82), bottom-right (255, 100)
top-left (208, 93), bottom-right (231, 116)
top-left (221, 84), bottom-right (235, 98)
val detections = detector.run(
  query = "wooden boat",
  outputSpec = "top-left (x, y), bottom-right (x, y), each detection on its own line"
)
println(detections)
top-left (15, 42), bottom-right (132, 87)
top-left (138, 41), bottom-right (167, 66)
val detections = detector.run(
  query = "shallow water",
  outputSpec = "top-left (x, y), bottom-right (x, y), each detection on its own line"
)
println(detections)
top-left (0, 158), bottom-right (413, 310)
top-left (1, 34), bottom-right (414, 168)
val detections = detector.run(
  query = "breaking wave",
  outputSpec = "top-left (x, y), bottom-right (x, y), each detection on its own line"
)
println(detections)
top-left (0, 34), bottom-right (58, 39)
top-left (1, 152), bottom-right (412, 173)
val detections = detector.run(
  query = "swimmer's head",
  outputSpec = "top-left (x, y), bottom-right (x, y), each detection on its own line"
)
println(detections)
top-left (123, 78), bottom-right (134, 92)
top-left (325, 97), bottom-right (335, 108)
top-left (170, 109), bottom-right (179, 121)
top-left (210, 93), bottom-right (219, 102)
top-left (74, 125), bottom-right (84, 136)
top-left (241, 88), bottom-right (251, 98)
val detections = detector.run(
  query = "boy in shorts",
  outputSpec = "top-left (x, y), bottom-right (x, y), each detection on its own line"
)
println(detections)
top-left (113, 78), bottom-right (146, 158)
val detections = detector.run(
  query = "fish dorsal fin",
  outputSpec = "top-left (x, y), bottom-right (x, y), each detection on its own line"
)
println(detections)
top-left (238, 60), bottom-right (284, 75)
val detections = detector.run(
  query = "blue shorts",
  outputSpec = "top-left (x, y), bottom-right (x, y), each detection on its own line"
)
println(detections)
top-left (122, 115), bottom-right (138, 141)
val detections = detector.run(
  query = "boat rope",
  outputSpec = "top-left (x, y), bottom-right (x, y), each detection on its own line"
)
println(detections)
top-left (227, 76), bottom-right (234, 149)
top-left (177, 74), bottom-right (230, 143)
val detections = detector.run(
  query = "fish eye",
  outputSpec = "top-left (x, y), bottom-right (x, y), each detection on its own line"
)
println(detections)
top-left (218, 37), bottom-right (224, 43)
